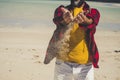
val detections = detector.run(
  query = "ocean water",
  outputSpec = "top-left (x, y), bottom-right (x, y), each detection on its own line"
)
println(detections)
top-left (0, 0), bottom-right (120, 30)
top-left (0, 1), bottom-right (58, 29)
top-left (89, 2), bottom-right (120, 30)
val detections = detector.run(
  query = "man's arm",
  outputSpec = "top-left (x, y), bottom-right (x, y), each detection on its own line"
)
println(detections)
top-left (86, 8), bottom-right (100, 29)
top-left (75, 8), bottom-right (100, 29)
top-left (74, 12), bottom-right (93, 25)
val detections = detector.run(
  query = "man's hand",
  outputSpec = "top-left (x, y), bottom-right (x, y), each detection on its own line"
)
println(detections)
top-left (61, 7), bottom-right (73, 24)
top-left (74, 13), bottom-right (93, 25)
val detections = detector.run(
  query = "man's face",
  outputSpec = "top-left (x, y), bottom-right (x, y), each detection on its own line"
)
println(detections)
top-left (71, 0), bottom-right (84, 7)
top-left (74, 0), bottom-right (81, 6)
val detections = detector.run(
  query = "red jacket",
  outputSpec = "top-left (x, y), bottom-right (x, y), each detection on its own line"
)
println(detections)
top-left (44, 2), bottom-right (100, 68)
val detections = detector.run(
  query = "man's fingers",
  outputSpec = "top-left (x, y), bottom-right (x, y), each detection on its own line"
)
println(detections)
top-left (61, 7), bottom-right (69, 13)
top-left (63, 13), bottom-right (69, 20)
top-left (79, 13), bottom-right (86, 21)
top-left (65, 12), bottom-right (70, 17)
top-left (61, 7), bottom-right (71, 17)
top-left (64, 17), bottom-right (72, 23)
top-left (61, 7), bottom-right (73, 24)
top-left (74, 14), bottom-right (84, 23)
top-left (78, 14), bottom-right (84, 22)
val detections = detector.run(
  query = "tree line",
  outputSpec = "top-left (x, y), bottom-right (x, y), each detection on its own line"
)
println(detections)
top-left (58, 0), bottom-right (120, 3)
top-left (86, 0), bottom-right (120, 3)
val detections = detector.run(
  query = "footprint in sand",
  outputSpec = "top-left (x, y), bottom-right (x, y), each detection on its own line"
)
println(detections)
top-left (101, 59), bottom-right (104, 62)
top-left (33, 55), bottom-right (39, 59)
top-left (106, 51), bottom-right (112, 53)
top-left (114, 57), bottom-right (120, 61)
top-left (116, 77), bottom-right (120, 80)
top-left (5, 48), bottom-right (8, 50)
top-left (28, 49), bottom-right (31, 51)
top-left (8, 69), bottom-right (12, 72)
top-left (19, 49), bottom-right (22, 51)
top-left (28, 49), bottom-right (37, 53)
top-left (32, 55), bottom-right (41, 64)
top-left (114, 50), bottom-right (120, 53)
top-left (34, 61), bottom-right (41, 63)
top-left (16, 48), bottom-right (22, 53)
top-left (103, 75), bottom-right (107, 79)
top-left (118, 66), bottom-right (120, 69)
top-left (32, 49), bottom-right (36, 51)
top-left (94, 77), bottom-right (97, 80)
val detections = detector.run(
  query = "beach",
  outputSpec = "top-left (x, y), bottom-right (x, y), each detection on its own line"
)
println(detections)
top-left (0, 1), bottom-right (120, 80)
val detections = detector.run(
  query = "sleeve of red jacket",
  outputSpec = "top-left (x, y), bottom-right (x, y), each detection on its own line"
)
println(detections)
top-left (85, 8), bottom-right (100, 29)
top-left (53, 5), bottom-right (65, 26)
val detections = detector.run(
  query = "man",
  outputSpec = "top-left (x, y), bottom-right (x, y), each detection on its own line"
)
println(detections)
top-left (44, 0), bottom-right (100, 80)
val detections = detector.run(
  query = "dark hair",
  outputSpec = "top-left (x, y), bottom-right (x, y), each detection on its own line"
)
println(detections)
top-left (70, 0), bottom-right (85, 8)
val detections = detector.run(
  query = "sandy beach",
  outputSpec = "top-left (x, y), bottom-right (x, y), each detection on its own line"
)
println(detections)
top-left (0, 1), bottom-right (120, 80)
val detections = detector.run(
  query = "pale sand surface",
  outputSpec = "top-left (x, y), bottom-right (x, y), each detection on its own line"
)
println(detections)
top-left (0, 28), bottom-right (55, 80)
top-left (0, 28), bottom-right (120, 80)
top-left (0, 1), bottom-right (120, 80)
top-left (95, 30), bottom-right (120, 80)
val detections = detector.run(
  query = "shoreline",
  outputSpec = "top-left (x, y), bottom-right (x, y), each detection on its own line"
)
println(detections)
top-left (0, 1), bottom-right (120, 80)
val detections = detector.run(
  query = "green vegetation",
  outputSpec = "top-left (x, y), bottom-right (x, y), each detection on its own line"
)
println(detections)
top-left (86, 0), bottom-right (120, 3)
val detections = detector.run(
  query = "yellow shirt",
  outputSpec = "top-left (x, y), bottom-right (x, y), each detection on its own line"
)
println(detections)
top-left (68, 7), bottom-right (89, 64)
